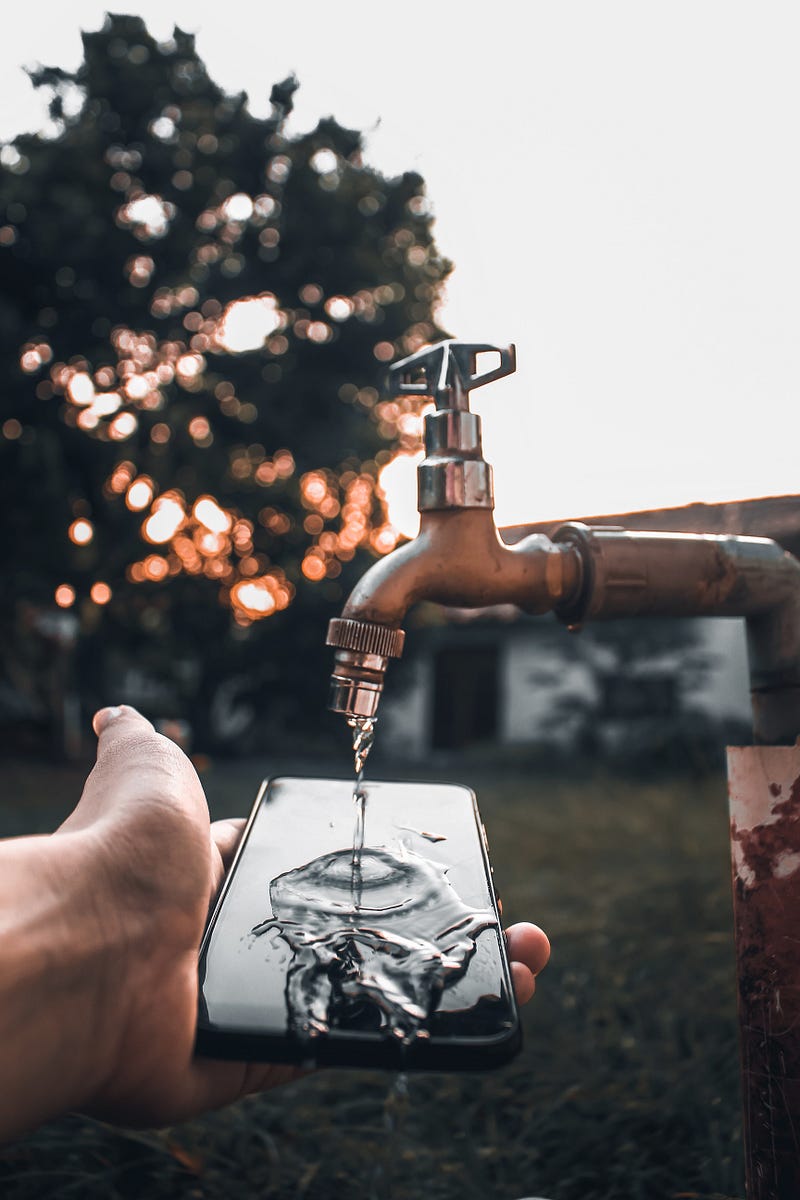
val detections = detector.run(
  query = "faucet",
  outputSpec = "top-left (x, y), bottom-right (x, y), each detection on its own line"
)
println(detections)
top-left (326, 341), bottom-right (584, 719)
top-left (327, 339), bottom-right (800, 743)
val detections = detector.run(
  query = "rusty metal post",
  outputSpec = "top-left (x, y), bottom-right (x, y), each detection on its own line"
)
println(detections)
top-left (728, 744), bottom-right (800, 1200)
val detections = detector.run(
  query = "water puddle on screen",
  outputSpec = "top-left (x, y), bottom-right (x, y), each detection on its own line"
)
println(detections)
top-left (251, 715), bottom-right (495, 1042)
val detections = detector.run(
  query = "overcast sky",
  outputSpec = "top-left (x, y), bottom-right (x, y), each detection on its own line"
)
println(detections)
top-left (3, 2), bottom-right (799, 531)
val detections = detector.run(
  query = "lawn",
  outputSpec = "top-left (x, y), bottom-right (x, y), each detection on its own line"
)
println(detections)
top-left (0, 752), bottom-right (744, 1199)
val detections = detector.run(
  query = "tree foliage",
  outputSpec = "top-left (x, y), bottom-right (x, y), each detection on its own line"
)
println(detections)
top-left (0, 14), bottom-right (450, 749)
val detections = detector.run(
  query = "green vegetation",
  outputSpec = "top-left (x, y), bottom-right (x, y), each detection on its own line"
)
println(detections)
top-left (0, 14), bottom-right (449, 750)
top-left (0, 758), bottom-right (744, 1199)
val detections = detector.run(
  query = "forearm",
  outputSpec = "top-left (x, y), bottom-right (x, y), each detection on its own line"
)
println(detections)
top-left (0, 830), bottom-right (124, 1140)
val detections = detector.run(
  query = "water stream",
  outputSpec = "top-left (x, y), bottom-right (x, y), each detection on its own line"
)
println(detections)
top-left (347, 715), bottom-right (376, 910)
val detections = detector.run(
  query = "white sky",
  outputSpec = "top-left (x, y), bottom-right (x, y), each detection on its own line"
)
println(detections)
top-left (2, 1), bottom-right (799, 530)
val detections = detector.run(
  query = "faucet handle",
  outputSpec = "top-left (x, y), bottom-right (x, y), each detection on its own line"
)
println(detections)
top-left (387, 340), bottom-right (516, 411)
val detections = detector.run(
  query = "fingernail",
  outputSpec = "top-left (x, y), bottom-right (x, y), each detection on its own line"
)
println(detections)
top-left (93, 706), bottom-right (123, 735)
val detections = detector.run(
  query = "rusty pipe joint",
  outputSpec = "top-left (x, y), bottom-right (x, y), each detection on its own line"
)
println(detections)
top-left (552, 522), bottom-right (800, 744)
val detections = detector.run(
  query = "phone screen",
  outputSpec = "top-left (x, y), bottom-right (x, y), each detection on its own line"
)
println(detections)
top-left (197, 777), bottom-right (520, 1070)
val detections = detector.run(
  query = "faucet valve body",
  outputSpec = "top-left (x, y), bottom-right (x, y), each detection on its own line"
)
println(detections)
top-left (387, 340), bottom-right (516, 512)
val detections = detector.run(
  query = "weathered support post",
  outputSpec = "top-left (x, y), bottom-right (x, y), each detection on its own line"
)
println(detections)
top-left (728, 745), bottom-right (800, 1200)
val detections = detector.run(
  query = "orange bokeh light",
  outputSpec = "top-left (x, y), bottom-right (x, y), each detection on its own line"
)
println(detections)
top-left (300, 471), bottom-right (329, 508)
top-left (231, 580), bottom-right (276, 617)
top-left (126, 477), bottom-right (154, 511)
top-left (193, 495), bottom-right (232, 534)
top-left (109, 411), bottom-right (138, 440)
top-left (143, 496), bottom-right (185, 543)
top-left (90, 582), bottom-right (112, 605)
top-left (143, 555), bottom-right (169, 581)
top-left (69, 518), bottom-right (94, 545)
top-left (55, 584), bottom-right (76, 608)
top-left (229, 572), bottom-right (293, 621)
top-left (370, 526), bottom-right (399, 554)
top-left (301, 554), bottom-right (326, 581)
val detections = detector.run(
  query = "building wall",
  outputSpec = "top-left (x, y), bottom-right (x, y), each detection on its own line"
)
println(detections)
top-left (688, 617), bottom-right (750, 723)
top-left (379, 652), bottom-right (433, 760)
top-left (380, 613), bottom-right (753, 762)
top-left (500, 628), bottom-right (599, 750)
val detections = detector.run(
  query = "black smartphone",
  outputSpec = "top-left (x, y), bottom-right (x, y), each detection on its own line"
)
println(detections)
top-left (196, 776), bottom-right (521, 1071)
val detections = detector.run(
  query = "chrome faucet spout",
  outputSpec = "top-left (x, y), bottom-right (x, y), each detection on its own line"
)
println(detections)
top-left (342, 510), bottom-right (582, 622)
top-left (327, 509), bottom-right (583, 718)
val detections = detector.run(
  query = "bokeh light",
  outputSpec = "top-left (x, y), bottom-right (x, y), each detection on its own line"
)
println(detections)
top-left (143, 555), bottom-right (169, 581)
top-left (126, 476), bottom-right (154, 511)
top-left (230, 572), bottom-right (294, 624)
top-left (109, 411), bottom-right (138, 440)
top-left (117, 194), bottom-right (175, 239)
top-left (68, 518), bottom-right (94, 545)
top-left (194, 496), bottom-right (232, 534)
top-left (54, 584), bottom-right (76, 608)
top-left (220, 192), bottom-right (254, 222)
top-left (379, 452), bottom-right (423, 539)
top-left (143, 495), bottom-right (185, 544)
top-left (215, 294), bottom-right (283, 353)
top-left (90, 582), bottom-right (112, 604)
top-left (67, 373), bottom-right (95, 405)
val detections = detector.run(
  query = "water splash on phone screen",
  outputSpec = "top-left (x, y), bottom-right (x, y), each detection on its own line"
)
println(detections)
top-left (252, 843), bottom-right (496, 1043)
top-left (251, 715), bottom-right (495, 1042)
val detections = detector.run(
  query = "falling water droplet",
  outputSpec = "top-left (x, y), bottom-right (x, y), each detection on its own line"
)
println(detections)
top-left (347, 715), bottom-right (377, 909)
top-left (348, 714), bottom-right (376, 778)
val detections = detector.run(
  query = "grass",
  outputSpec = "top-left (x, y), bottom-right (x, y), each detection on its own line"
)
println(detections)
top-left (0, 752), bottom-right (745, 1199)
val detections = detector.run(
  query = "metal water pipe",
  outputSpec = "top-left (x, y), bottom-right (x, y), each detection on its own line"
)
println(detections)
top-left (326, 341), bottom-right (800, 1199)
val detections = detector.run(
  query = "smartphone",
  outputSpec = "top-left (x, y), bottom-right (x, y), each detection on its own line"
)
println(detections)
top-left (196, 776), bottom-right (521, 1071)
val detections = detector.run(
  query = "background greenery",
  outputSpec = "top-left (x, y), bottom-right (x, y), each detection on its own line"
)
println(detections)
top-left (0, 14), bottom-right (449, 751)
top-left (0, 755), bottom-right (744, 1200)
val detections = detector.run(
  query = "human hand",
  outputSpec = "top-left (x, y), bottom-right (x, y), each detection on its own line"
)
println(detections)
top-left (53, 706), bottom-right (548, 1128)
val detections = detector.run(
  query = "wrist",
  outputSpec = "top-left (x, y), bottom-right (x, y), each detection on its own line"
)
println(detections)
top-left (0, 829), bottom-right (131, 1138)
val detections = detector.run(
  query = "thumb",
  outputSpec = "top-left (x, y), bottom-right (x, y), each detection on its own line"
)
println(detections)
top-left (92, 702), bottom-right (154, 742)
top-left (89, 703), bottom-right (165, 791)
top-left (62, 705), bottom-right (203, 834)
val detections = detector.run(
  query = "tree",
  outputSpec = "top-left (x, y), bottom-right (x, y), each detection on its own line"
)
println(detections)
top-left (0, 14), bottom-right (450, 751)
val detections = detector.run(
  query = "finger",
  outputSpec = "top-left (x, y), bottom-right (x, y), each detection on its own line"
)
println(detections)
top-left (505, 923), bottom-right (551, 977)
top-left (209, 818), bottom-right (246, 892)
top-left (62, 704), bottom-right (204, 832)
top-left (92, 704), bottom-right (147, 739)
top-left (511, 961), bottom-right (536, 1006)
top-left (211, 818), bottom-right (246, 872)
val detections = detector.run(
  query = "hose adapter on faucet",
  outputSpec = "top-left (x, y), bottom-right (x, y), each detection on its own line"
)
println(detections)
top-left (326, 340), bottom-right (517, 720)
top-left (327, 617), bottom-right (405, 719)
